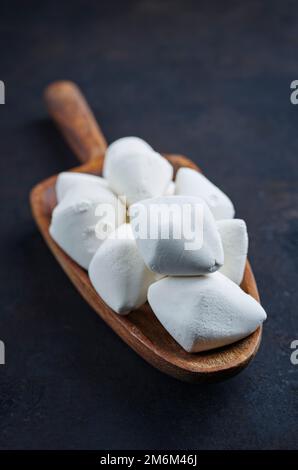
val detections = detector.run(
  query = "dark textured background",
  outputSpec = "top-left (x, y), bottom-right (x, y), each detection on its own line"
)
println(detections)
top-left (0, 0), bottom-right (297, 450)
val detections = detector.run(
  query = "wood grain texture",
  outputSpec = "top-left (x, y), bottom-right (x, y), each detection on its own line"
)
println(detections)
top-left (44, 81), bottom-right (107, 163)
top-left (30, 81), bottom-right (263, 383)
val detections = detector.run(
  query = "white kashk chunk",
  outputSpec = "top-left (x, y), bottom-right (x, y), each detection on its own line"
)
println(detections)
top-left (103, 137), bottom-right (173, 205)
top-left (56, 172), bottom-right (109, 203)
top-left (129, 195), bottom-right (224, 276)
top-left (217, 219), bottom-right (248, 285)
top-left (148, 272), bottom-right (267, 352)
top-left (89, 224), bottom-right (156, 314)
top-left (175, 168), bottom-right (235, 220)
top-left (49, 186), bottom-right (126, 269)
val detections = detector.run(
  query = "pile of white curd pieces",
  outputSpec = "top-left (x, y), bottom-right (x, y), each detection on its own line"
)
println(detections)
top-left (50, 137), bottom-right (266, 353)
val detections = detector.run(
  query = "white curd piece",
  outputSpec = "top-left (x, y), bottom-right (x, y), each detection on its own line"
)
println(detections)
top-left (56, 172), bottom-right (108, 203)
top-left (129, 195), bottom-right (224, 276)
top-left (148, 272), bottom-right (267, 352)
top-left (89, 224), bottom-right (156, 314)
top-left (103, 136), bottom-right (152, 184)
top-left (175, 168), bottom-right (235, 220)
top-left (217, 219), bottom-right (248, 285)
top-left (103, 137), bottom-right (153, 178)
top-left (49, 186), bottom-right (126, 269)
top-left (103, 137), bottom-right (173, 205)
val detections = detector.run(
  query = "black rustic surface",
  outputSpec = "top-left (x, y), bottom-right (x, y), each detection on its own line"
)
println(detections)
top-left (0, 0), bottom-right (297, 450)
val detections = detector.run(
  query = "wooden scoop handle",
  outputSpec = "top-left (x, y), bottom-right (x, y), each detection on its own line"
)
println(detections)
top-left (44, 81), bottom-right (107, 163)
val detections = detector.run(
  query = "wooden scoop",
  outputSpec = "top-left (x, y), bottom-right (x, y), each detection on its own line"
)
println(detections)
top-left (30, 81), bottom-right (262, 383)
